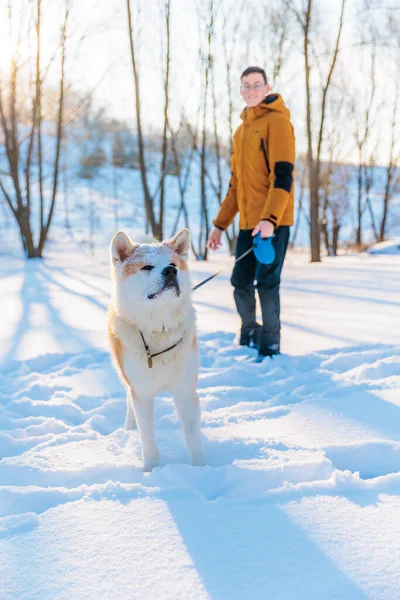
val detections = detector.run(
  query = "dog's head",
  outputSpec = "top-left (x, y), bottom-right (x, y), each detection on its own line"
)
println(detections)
top-left (110, 228), bottom-right (192, 326)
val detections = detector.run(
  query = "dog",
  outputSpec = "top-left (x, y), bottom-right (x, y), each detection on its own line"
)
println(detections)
top-left (108, 228), bottom-right (206, 472)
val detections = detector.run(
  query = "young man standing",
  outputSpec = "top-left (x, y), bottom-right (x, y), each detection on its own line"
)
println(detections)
top-left (207, 66), bottom-right (295, 360)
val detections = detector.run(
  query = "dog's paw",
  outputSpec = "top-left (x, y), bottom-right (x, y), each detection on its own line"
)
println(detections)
top-left (143, 452), bottom-right (160, 472)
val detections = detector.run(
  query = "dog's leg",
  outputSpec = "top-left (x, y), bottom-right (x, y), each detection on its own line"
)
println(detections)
top-left (125, 387), bottom-right (136, 429)
top-left (173, 389), bottom-right (206, 467)
top-left (131, 394), bottom-right (159, 472)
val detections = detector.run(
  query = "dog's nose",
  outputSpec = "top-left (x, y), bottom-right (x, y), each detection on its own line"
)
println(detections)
top-left (162, 265), bottom-right (177, 279)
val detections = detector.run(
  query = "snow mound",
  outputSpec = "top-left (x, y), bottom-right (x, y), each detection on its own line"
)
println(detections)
top-left (367, 239), bottom-right (400, 254)
top-left (1, 339), bottom-right (400, 502)
top-left (1, 337), bottom-right (400, 599)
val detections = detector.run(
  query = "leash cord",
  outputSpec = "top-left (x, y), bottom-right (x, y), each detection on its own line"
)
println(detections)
top-left (192, 246), bottom-right (254, 292)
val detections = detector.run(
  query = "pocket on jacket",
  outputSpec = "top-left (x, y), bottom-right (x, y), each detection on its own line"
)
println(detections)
top-left (259, 139), bottom-right (270, 175)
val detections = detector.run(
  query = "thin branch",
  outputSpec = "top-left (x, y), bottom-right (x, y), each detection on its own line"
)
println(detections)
top-left (40, 2), bottom-right (70, 252)
top-left (0, 177), bottom-right (17, 217)
top-left (316, 0), bottom-right (346, 166)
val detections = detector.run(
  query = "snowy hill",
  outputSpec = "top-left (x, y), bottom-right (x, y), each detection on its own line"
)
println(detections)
top-left (1, 135), bottom-right (400, 255)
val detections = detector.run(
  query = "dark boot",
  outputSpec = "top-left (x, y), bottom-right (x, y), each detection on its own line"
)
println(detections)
top-left (239, 323), bottom-right (262, 348)
top-left (258, 335), bottom-right (280, 357)
top-left (256, 330), bottom-right (280, 361)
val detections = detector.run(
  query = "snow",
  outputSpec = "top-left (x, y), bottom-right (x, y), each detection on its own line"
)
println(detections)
top-left (0, 238), bottom-right (399, 599)
top-left (368, 239), bottom-right (400, 255)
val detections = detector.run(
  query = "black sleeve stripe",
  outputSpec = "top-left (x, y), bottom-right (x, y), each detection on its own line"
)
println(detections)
top-left (269, 214), bottom-right (277, 220)
top-left (274, 161), bottom-right (294, 193)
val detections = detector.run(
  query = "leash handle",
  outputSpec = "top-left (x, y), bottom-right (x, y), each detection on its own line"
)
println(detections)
top-left (192, 245), bottom-right (253, 292)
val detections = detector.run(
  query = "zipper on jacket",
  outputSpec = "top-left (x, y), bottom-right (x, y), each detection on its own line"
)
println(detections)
top-left (260, 138), bottom-right (270, 175)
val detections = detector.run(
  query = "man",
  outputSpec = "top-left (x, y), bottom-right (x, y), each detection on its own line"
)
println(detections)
top-left (207, 66), bottom-right (295, 360)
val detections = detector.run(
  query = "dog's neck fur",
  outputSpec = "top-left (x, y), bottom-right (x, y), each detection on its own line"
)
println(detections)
top-left (114, 296), bottom-right (193, 337)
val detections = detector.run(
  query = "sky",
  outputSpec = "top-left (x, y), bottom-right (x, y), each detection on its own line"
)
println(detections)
top-left (0, 0), bottom-right (398, 164)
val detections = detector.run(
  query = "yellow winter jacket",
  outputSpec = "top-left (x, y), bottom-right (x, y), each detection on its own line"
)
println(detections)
top-left (213, 94), bottom-right (295, 231)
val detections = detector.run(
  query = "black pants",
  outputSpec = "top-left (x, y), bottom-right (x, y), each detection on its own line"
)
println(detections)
top-left (230, 227), bottom-right (290, 348)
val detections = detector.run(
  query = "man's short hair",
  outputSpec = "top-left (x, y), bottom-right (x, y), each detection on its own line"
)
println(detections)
top-left (241, 67), bottom-right (267, 84)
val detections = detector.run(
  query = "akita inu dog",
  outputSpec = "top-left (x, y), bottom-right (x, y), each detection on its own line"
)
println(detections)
top-left (108, 228), bottom-right (206, 472)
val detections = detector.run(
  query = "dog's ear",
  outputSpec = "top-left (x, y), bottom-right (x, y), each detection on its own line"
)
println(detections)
top-left (111, 231), bottom-right (136, 263)
top-left (166, 229), bottom-right (190, 261)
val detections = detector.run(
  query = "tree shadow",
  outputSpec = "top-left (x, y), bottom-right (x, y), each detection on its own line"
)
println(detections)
top-left (283, 281), bottom-right (400, 308)
top-left (42, 262), bottom-right (111, 297)
top-left (164, 492), bottom-right (367, 600)
top-left (282, 318), bottom-right (356, 344)
top-left (39, 264), bottom-right (108, 312)
top-left (5, 260), bottom-right (104, 363)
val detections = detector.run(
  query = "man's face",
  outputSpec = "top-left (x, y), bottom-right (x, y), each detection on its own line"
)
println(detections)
top-left (240, 73), bottom-right (270, 108)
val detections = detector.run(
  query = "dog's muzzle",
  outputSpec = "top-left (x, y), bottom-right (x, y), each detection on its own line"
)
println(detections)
top-left (162, 265), bottom-right (177, 280)
top-left (147, 266), bottom-right (180, 299)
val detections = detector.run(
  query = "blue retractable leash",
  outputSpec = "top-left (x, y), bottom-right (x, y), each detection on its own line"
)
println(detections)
top-left (192, 232), bottom-right (275, 292)
top-left (252, 231), bottom-right (276, 265)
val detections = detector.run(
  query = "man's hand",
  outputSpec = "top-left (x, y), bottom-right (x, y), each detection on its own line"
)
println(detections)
top-left (207, 227), bottom-right (223, 250)
top-left (252, 220), bottom-right (274, 239)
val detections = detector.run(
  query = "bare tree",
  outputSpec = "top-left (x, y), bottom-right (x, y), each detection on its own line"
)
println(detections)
top-left (0, 0), bottom-right (70, 258)
top-left (290, 155), bottom-right (309, 248)
top-left (126, 0), bottom-right (158, 237)
top-left (317, 76), bottom-right (353, 255)
top-left (320, 161), bottom-right (351, 256)
top-left (159, 0), bottom-right (171, 240)
top-left (126, 0), bottom-right (173, 241)
top-left (379, 62), bottom-right (400, 241)
top-left (219, 0), bottom-right (245, 254)
top-left (167, 112), bottom-right (199, 257)
top-left (189, 0), bottom-right (217, 259)
top-left (286, 0), bottom-right (347, 262)
top-left (257, 2), bottom-right (294, 85)
top-left (363, 150), bottom-right (379, 242)
top-left (351, 34), bottom-right (377, 247)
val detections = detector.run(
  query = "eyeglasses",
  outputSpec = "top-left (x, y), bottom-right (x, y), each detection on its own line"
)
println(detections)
top-left (241, 84), bottom-right (265, 92)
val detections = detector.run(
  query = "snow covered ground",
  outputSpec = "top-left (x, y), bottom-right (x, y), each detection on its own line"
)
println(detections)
top-left (1, 238), bottom-right (400, 599)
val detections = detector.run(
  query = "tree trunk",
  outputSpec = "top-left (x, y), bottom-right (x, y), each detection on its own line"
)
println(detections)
top-left (303, 0), bottom-right (321, 262)
top-left (198, 0), bottom-right (214, 260)
top-left (356, 155), bottom-right (363, 246)
top-left (321, 192), bottom-right (331, 255)
top-left (126, 0), bottom-right (158, 238)
top-left (332, 221), bottom-right (340, 256)
top-left (158, 0), bottom-right (171, 242)
top-left (379, 166), bottom-right (393, 242)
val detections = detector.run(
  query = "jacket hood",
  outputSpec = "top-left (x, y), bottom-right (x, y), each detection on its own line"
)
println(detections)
top-left (240, 94), bottom-right (290, 122)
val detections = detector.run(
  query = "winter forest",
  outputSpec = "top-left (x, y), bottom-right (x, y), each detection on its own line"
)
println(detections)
top-left (0, 0), bottom-right (399, 261)
top-left (1, 1), bottom-right (400, 599)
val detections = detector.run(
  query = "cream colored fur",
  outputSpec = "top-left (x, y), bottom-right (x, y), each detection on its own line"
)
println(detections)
top-left (108, 228), bottom-right (205, 472)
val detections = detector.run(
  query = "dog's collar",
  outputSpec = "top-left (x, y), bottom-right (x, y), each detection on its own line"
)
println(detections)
top-left (139, 330), bottom-right (184, 368)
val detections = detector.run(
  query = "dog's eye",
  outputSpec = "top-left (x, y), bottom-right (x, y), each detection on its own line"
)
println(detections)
top-left (141, 265), bottom-right (154, 271)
